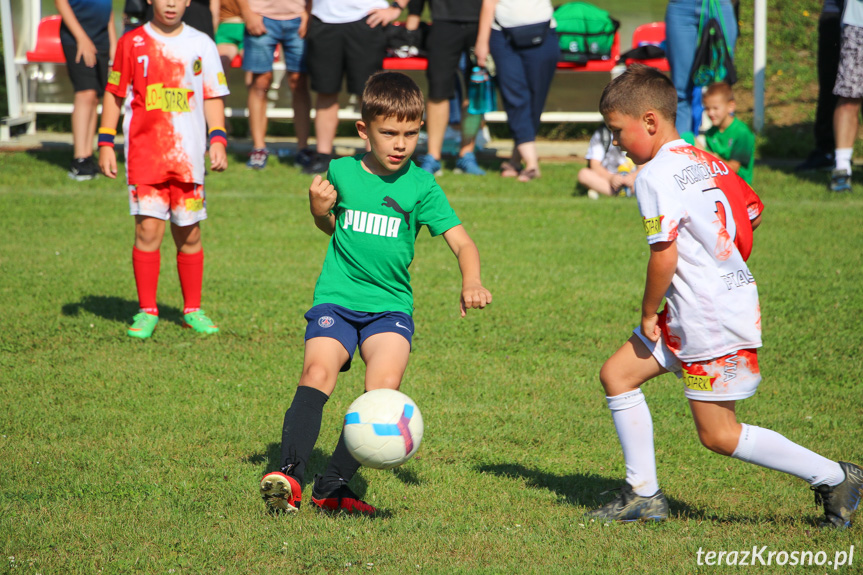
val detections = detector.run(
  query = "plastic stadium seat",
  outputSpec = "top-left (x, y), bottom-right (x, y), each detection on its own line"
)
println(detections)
top-left (555, 31), bottom-right (621, 72)
top-left (383, 57), bottom-right (428, 71)
top-left (26, 15), bottom-right (65, 63)
top-left (624, 22), bottom-right (669, 71)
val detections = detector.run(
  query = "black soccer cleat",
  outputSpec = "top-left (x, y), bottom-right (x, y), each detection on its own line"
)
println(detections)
top-left (812, 461), bottom-right (863, 529)
top-left (585, 483), bottom-right (669, 522)
top-left (310, 474), bottom-right (377, 516)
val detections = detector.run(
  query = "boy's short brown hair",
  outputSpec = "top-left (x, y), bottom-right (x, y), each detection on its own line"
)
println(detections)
top-left (361, 71), bottom-right (425, 123)
top-left (599, 64), bottom-right (677, 123)
top-left (704, 81), bottom-right (735, 102)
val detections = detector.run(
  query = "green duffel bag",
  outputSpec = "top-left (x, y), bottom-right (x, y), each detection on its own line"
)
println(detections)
top-left (553, 2), bottom-right (620, 62)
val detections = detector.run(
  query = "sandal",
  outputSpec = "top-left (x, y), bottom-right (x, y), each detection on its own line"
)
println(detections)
top-left (500, 161), bottom-right (521, 178)
top-left (517, 168), bottom-right (540, 182)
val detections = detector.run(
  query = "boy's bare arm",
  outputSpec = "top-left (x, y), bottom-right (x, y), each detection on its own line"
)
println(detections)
top-left (309, 175), bottom-right (336, 235)
top-left (726, 159), bottom-right (742, 173)
top-left (98, 92), bottom-right (123, 178)
top-left (54, 0), bottom-right (97, 67)
top-left (204, 97), bottom-right (228, 172)
top-left (641, 240), bottom-right (677, 342)
top-left (442, 225), bottom-right (492, 317)
top-left (108, 10), bottom-right (116, 61)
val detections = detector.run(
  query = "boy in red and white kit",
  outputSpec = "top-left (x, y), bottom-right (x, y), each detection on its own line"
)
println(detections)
top-left (99, 0), bottom-right (230, 339)
top-left (585, 65), bottom-right (862, 527)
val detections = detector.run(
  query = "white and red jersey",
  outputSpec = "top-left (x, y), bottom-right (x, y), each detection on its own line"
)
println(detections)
top-left (635, 140), bottom-right (765, 362)
top-left (106, 23), bottom-right (229, 186)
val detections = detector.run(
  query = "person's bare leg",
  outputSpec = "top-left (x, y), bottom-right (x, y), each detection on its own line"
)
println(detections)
top-left (248, 72), bottom-right (273, 150)
top-left (314, 93), bottom-right (340, 155)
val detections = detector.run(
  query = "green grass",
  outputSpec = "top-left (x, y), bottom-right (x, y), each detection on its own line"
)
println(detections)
top-left (1, 150), bottom-right (861, 574)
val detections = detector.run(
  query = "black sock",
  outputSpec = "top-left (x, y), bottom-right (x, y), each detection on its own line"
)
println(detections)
top-left (319, 429), bottom-right (362, 492)
top-left (279, 386), bottom-right (328, 485)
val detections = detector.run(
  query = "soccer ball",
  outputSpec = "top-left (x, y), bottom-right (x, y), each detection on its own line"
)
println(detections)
top-left (343, 389), bottom-right (424, 470)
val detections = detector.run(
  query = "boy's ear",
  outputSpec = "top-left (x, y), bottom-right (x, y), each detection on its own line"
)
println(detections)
top-left (643, 110), bottom-right (659, 136)
top-left (728, 99), bottom-right (737, 114)
top-left (356, 120), bottom-right (369, 141)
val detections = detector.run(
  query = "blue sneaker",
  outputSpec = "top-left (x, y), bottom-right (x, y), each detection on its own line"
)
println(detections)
top-left (418, 154), bottom-right (443, 176)
top-left (830, 169), bottom-right (852, 192)
top-left (454, 152), bottom-right (486, 176)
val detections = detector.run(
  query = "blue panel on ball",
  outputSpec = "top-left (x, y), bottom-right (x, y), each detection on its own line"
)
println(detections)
top-left (403, 404), bottom-right (413, 418)
top-left (345, 412), bottom-right (361, 425)
top-left (371, 423), bottom-right (402, 436)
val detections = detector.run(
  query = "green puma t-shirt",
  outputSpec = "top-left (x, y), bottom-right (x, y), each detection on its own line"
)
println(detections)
top-left (705, 116), bottom-right (755, 185)
top-left (312, 155), bottom-right (462, 315)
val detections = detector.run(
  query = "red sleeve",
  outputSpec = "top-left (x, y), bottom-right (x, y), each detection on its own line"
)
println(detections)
top-left (105, 34), bottom-right (131, 98)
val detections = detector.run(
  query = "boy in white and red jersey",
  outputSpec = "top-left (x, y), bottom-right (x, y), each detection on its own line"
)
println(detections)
top-left (99, 0), bottom-right (230, 339)
top-left (585, 65), bottom-right (862, 528)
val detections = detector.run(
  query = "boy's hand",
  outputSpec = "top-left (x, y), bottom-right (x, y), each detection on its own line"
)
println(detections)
top-left (640, 313), bottom-right (661, 342)
top-left (460, 282), bottom-right (492, 318)
top-left (610, 173), bottom-right (627, 193)
top-left (209, 142), bottom-right (227, 172)
top-left (99, 146), bottom-right (117, 179)
top-left (309, 175), bottom-right (336, 217)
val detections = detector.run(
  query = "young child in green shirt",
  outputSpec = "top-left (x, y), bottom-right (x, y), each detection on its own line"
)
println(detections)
top-left (260, 71), bottom-right (492, 515)
top-left (700, 81), bottom-right (756, 185)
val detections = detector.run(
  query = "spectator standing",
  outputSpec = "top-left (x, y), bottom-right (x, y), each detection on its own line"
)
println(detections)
top-left (239, 0), bottom-right (312, 170)
top-left (55, 0), bottom-right (116, 181)
top-left (302, 0), bottom-right (402, 175)
top-left (216, 0), bottom-right (246, 73)
top-left (417, 0), bottom-right (487, 176)
top-left (474, 0), bottom-right (558, 182)
top-left (665, 0), bottom-right (738, 135)
top-left (796, 0), bottom-right (846, 172)
top-left (830, 0), bottom-right (863, 192)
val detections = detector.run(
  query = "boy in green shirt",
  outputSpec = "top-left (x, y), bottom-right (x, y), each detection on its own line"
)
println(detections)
top-left (700, 82), bottom-right (756, 185)
top-left (260, 71), bottom-right (493, 515)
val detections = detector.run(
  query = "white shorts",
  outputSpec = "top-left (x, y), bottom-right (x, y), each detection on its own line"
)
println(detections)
top-left (129, 181), bottom-right (207, 226)
top-left (633, 327), bottom-right (762, 401)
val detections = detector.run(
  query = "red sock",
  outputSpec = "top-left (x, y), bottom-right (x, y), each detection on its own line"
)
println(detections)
top-left (132, 246), bottom-right (160, 315)
top-left (177, 249), bottom-right (204, 314)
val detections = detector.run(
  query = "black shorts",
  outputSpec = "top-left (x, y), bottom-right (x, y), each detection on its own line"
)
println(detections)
top-left (425, 21), bottom-right (479, 101)
top-left (62, 44), bottom-right (110, 95)
top-left (305, 16), bottom-right (386, 95)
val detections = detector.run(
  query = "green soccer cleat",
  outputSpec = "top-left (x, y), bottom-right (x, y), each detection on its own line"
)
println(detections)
top-left (182, 310), bottom-right (220, 334)
top-left (127, 312), bottom-right (159, 339)
top-left (813, 462), bottom-right (863, 529)
top-left (585, 483), bottom-right (669, 522)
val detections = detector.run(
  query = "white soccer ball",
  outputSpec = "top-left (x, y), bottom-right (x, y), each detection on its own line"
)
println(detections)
top-left (343, 389), bottom-right (424, 470)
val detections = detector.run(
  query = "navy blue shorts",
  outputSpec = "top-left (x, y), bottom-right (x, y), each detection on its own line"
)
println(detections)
top-left (304, 304), bottom-right (414, 372)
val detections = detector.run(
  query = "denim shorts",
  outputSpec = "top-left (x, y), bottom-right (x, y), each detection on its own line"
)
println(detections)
top-left (304, 304), bottom-right (414, 372)
top-left (242, 16), bottom-right (306, 74)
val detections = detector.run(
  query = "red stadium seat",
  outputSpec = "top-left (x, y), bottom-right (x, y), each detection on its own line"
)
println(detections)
top-left (382, 57), bottom-right (428, 71)
top-left (624, 22), bottom-right (669, 71)
top-left (26, 15), bottom-right (65, 63)
top-left (555, 31), bottom-right (621, 72)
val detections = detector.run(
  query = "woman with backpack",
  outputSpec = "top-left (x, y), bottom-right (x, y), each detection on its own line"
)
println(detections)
top-left (474, 0), bottom-right (559, 183)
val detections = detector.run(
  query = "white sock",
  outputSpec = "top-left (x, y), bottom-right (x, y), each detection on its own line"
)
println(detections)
top-left (731, 424), bottom-right (845, 486)
top-left (834, 148), bottom-right (853, 173)
top-left (607, 389), bottom-right (660, 497)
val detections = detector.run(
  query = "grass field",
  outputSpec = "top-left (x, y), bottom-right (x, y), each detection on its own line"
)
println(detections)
top-left (1, 149), bottom-right (862, 574)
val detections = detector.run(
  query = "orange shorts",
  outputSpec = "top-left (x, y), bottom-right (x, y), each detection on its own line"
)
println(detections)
top-left (129, 181), bottom-right (207, 226)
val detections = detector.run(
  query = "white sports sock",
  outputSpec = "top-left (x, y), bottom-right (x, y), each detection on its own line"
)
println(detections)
top-left (834, 148), bottom-right (853, 173)
top-left (607, 389), bottom-right (660, 497)
top-left (731, 424), bottom-right (845, 486)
